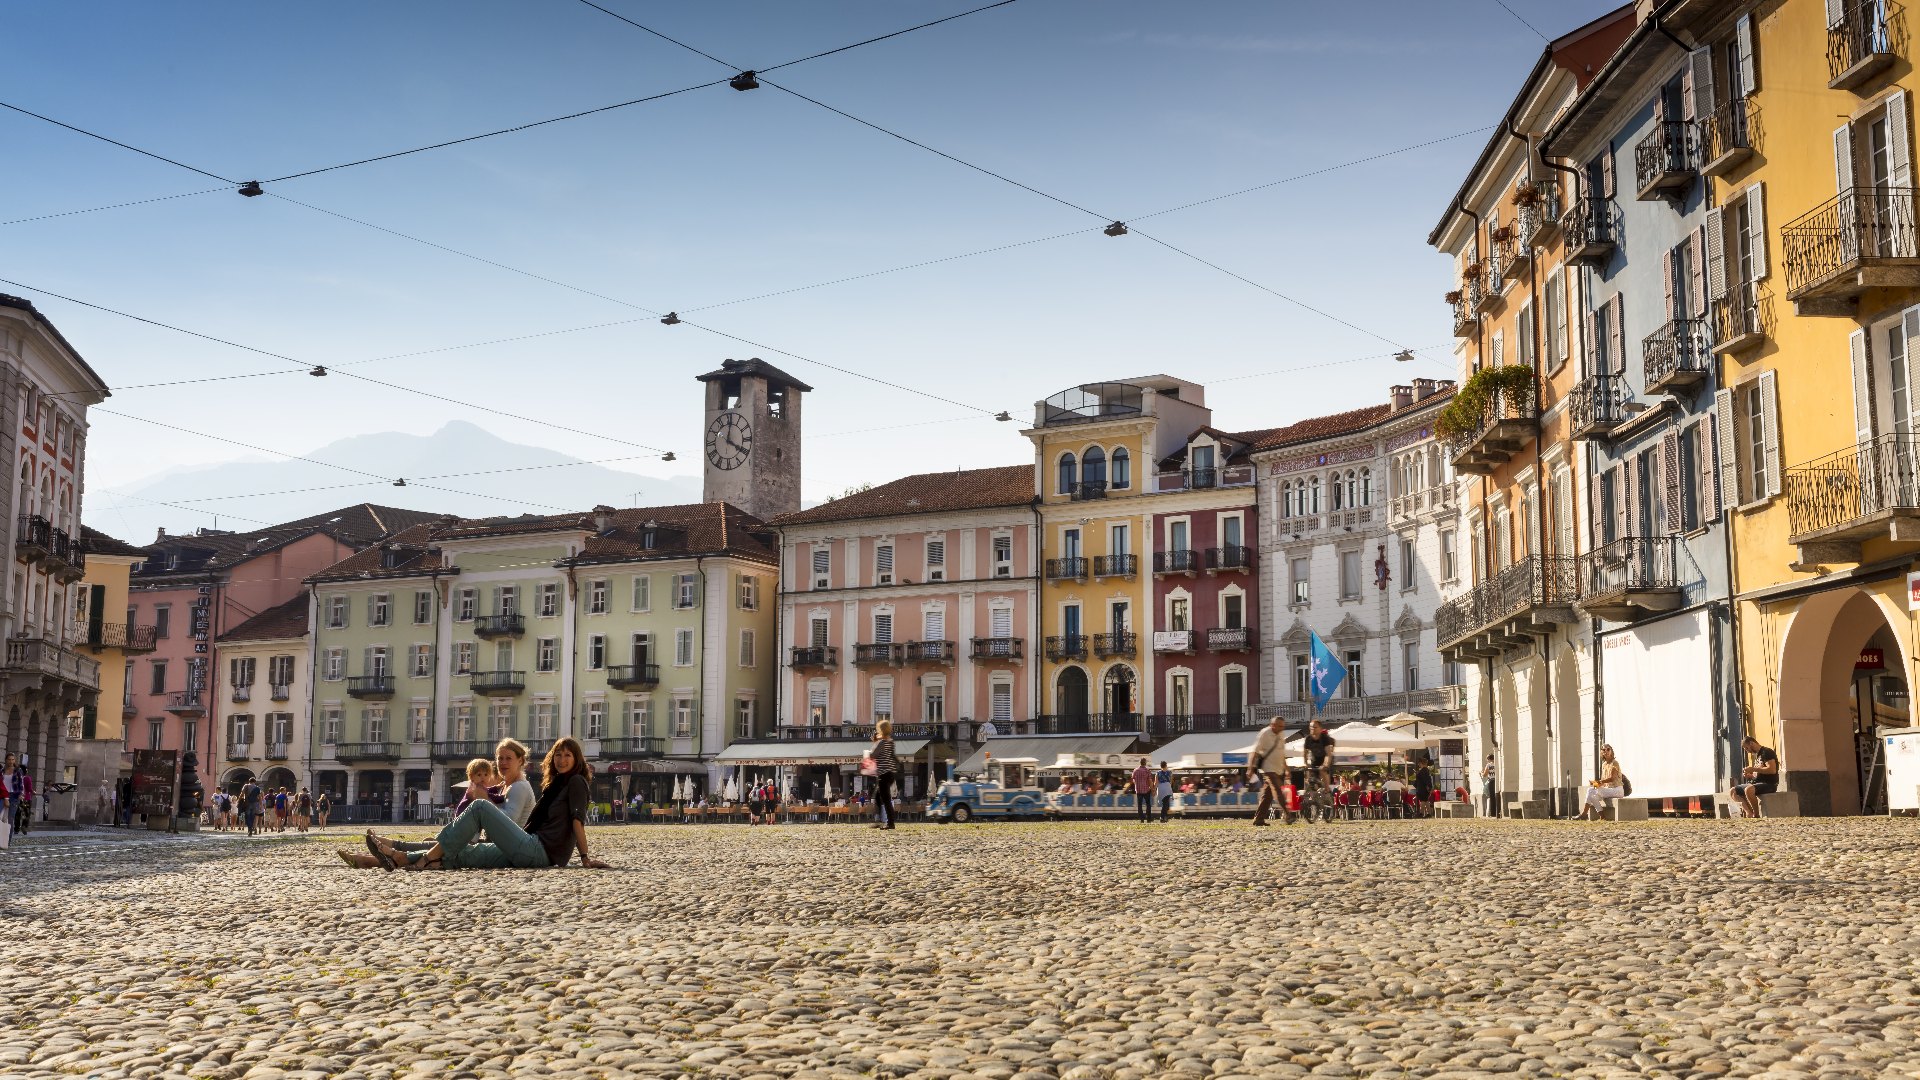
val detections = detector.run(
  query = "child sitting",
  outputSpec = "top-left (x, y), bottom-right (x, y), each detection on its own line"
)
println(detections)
top-left (450, 758), bottom-right (505, 819)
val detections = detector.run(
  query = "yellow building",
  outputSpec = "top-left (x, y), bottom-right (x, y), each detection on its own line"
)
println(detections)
top-left (1679, 0), bottom-right (1918, 814)
top-left (68, 527), bottom-right (156, 821)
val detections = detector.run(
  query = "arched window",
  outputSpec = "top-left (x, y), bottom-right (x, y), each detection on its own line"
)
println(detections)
top-left (1282, 481), bottom-right (1295, 518)
top-left (1057, 453), bottom-right (1077, 495)
top-left (1307, 476), bottom-right (1322, 513)
top-left (1358, 467), bottom-right (1373, 506)
top-left (1082, 446), bottom-right (1107, 491)
top-left (1330, 473), bottom-right (1344, 511)
top-left (1110, 447), bottom-right (1131, 490)
top-left (1343, 470), bottom-right (1357, 509)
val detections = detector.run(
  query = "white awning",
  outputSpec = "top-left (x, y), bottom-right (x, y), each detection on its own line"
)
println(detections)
top-left (955, 734), bottom-right (1137, 775)
top-left (713, 739), bottom-right (931, 766)
top-left (1152, 731), bottom-right (1263, 764)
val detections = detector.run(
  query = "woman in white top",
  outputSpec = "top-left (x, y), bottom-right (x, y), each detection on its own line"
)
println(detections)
top-left (1577, 744), bottom-right (1626, 822)
top-left (337, 738), bottom-right (535, 867)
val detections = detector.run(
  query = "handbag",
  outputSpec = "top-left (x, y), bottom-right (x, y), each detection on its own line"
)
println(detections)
top-left (859, 755), bottom-right (879, 778)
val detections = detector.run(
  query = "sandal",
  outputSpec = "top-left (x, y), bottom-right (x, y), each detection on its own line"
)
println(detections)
top-left (364, 831), bottom-right (397, 872)
top-left (402, 851), bottom-right (442, 871)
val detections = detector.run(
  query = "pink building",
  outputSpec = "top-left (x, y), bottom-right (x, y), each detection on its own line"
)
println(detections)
top-left (767, 467), bottom-right (1037, 795)
top-left (122, 505), bottom-right (437, 779)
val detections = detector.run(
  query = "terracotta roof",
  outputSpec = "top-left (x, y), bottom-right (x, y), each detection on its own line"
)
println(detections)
top-left (771, 465), bottom-right (1034, 527)
top-left (134, 503), bottom-right (446, 579)
top-left (80, 526), bottom-right (146, 559)
top-left (695, 357), bottom-right (814, 393)
top-left (219, 594), bottom-right (310, 643)
top-left (1250, 387), bottom-right (1457, 453)
top-left (306, 523), bottom-right (444, 583)
top-left (270, 503), bottom-right (446, 548)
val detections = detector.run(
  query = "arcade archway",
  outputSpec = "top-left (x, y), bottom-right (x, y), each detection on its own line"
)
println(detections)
top-left (1775, 586), bottom-right (1911, 815)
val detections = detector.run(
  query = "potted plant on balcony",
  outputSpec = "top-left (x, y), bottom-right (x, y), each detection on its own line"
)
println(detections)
top-left (1513, 181), bottom-right (1541, 208)
top-left (1490, 224), bottom-right (1514, 245)
top-left (1444, 288), bottom-right (1464, 306)
top-left (1434, 365), bottom-right (1535, 442)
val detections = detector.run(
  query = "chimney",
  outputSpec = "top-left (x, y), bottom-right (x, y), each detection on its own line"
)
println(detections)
top-left (155, 527), bottom-right (168, 542)
top-left (592, 504), bottom-right (615, 533)
top-left (1412, 378), bottom-right (1441, 401)
top-left (1390, 385), bottom-right (1414, 412)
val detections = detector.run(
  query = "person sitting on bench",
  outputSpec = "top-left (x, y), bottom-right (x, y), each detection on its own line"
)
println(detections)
top-left (1729, 735), bottom-right (1780, 818)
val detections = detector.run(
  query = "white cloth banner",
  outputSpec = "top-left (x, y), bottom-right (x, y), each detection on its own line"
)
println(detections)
top-left (1598, 608), bottom-right (1718, 799)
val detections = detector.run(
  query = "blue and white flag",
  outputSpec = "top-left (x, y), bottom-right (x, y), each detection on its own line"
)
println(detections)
top-left (1309, 629), bottom-right (1345, 710)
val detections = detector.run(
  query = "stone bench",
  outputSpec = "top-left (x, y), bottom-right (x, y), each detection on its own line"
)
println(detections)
top-left (1716, 789), bottom-right (1801, 818)
top-left (1435, 802), bottom-right (1475, 819)
top-left (1514, 799), bottom-right (1550, 820)
top-left (1606, 797), bottom-right (1650, 822)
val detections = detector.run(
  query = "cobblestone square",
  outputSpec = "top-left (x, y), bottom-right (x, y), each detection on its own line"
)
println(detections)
top-left (3, 820), bottom-right (1918, 1079)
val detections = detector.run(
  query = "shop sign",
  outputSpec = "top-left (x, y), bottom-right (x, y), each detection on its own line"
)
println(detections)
top-left (1858, 648), bottom-right (1886, 670)
top-left (1909, 570), bottom-right (1920, 610)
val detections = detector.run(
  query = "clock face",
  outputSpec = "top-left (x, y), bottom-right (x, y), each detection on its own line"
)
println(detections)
top-left (706, 411), bottom-right (753, 471)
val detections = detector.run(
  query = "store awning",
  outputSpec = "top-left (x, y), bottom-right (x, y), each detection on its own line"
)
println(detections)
top-left (955, 734), bottom-right (1138, 775)
top-left (713, 739), bottom-right (931, 766)
top-left (612, 758), bottom-right (709, 775)
top-left (1153, 731), bottom-right (1262, 764)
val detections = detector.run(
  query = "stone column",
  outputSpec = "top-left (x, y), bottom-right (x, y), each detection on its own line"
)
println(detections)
top-left (344, 768), bottom-right (358, 811)
top-left (392, 768), bottom-right (406, 823)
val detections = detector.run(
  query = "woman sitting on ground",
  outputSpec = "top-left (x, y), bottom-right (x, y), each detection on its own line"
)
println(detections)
top-left (365, 737), bottom-right (608, 870)
top-left (341, 739), bottom-right (537, 868)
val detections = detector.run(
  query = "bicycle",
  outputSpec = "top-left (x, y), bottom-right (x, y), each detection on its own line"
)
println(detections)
top-left (1301, 772), bottom-right (1337, 824)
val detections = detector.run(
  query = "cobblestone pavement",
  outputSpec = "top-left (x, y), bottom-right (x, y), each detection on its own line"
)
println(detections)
top-left (2, 819), bottom-right (1918, 1079)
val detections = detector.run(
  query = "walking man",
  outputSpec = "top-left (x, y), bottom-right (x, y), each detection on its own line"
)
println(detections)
top-left (1247, 717), bottom-right (1289, 827)
top-left (1481, 754), bottom-right (1498, 818)
top-left (241, 778), bottom-right (263, 836)
top-left (1130, 758), bottom-right (1154, 824)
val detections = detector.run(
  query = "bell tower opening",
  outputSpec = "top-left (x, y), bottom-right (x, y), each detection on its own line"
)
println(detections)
top-left (695, 357), bottom-right (811, 521)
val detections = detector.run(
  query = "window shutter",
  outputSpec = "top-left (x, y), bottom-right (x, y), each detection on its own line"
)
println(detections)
top-left (1600, 145), bottom-right (1615, 199)
top-left (1760, 370), bottom-right (1782, 497)
top-left (873, 682), bottom-right (893, 716)
top-left (876, 544), bottom-right (894, 579)
top-left (1705, 207), bottom-right (1728, 300)
top-left (1836, 123), bottom-right (1856, 194)
top-left (1689, 230), bottom-right (1706, 320)
top-left (1690, 47), bottom-right (1714, 120)
top-left (873, 613), bottom-right (892, 644)
top-left (923, 607), bottom-right (945, 640)
top-left (1662, 249), bottom-right (1675, 322)
top-left (1592, 473), bottom-right (1607, 547)
top-left (1736, 14), bottom-right (1756, 95)
top-left (1893, 91), bottom-right (1914, 188)
top-left (1680, 54), bottom-right (1696, 124)
top-left (1715, 389), bottom-right (1739, 507)
top-left (1582, 305), bottom-right (1597, 375)
top-left (1664, 432), bottom-right (1683, 534)
top-left (1491, 331), bottom-right (1504, 367)
top-left (810, 618), bottom-right (828, 647)
top-left (1905, 310), bottom-right (1920, 434)
top-left (1852, 329), bottom-right (1876, 446)
top-left (1700, 420), bottom-right (1721, 523)
top-left (990, 607), bottom-right (1012, 638)
top-left (1747, 184), bottom-right (1769, 280)
top-left (362, 647), bottom-right (374, 677)
top-left (1609, 294), bottom-right (1626, 375)
top-left (991, 683), bottom-right (1012, 722)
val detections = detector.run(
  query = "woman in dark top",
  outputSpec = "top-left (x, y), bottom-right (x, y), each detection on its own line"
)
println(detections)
top-left (870, 718), bottom-right (899, 830)
top-left (367, 737), bottom-right (608, 871)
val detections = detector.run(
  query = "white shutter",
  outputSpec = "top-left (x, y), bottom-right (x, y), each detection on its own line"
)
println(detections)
top-left (1906, 310), bottom-right (1920, 434)
top-left (1662, 249), bottom-right (1676, 322)
top-left (923, 607), bottom-right (945, 641)
top-left (1852, 330), bottom-right (1876, 445)
top-left (990, 607), bottom-right (1012, 638)
top-left (873, 682), bottom-right (893, 717)
top-left (1663, 432), bottom-right (1683, 535)
top-left (1892, 91), bottom-right (1913, 188)
top-left (1716, 389), bottom-right (1739, 507)
top-left (1747, 183), bottom-right (1768, 280)
top-left (1826, 0), bottom-right (1846, 27)
top-left (1836, 123), bottom-right (1856, 194)
top-left (873, 613), bottom-right (893, 644)
top-left (925, 539), bottom-right (945, 580)
top-left (1700, 419), bottom-right (1721, 523)
top-left (1705, 207), bottom-right (1728, 301)
top-left (1690, 47), bottom-right (1714, 122)
top-left (1609, 294), bottom-right (1626, 375)
top-left (1491, 331), bottom-right (1504, 368)
top-left (991, 682), bottom-right (1012, 722)
top-left (1760, 370), bottom-right (1782, 498)
top-left (1736, 14), bottom-right (1756, 95)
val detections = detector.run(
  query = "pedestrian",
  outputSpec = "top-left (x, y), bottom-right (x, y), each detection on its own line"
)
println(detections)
top-left (241, 778), bottom-right (262, 836)
top-left (1246, 716), bottom-right (1289, 827)
top-left (296, 788), bottom-right (313, 832)
top-left (1728, 735), bottom-right (1780, 818)
top-left (1577, 744), bottom-right (1628, 822)
top-left (1480, 754), bottom-right (1498, 819)
top-left (1130, 757), bottom-right (1154, 824)
top-left (4, 752), bottom-right (33, 836)
top-left (868, 719), bottom-right (898, 830)
top-left (316, 790), bottom-right (331, 829)
top-left (1155, 760), bottom-right (1174, 823)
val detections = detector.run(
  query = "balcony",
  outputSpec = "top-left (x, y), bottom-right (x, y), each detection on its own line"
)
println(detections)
top-left (1092, 554), bottom-right (1137, 579)
top-left (335, 742), bottom-right (402, 763)
top-left (225, 742), bottom-right (252, 761)
top-left (1152, 630), bottom-right (1194, 653)
top-left (1643, 318), bottom-right (1712, 395)
top-left (1782, 187), bottom-right (1920, 315)
top-left (1578, 537), bottom-right (1685, 622)
top-left (598, 736), bottom-right (665, 758)
top-left (1712, 284), bottom-right (1769, 355)
top-left (1154, 549), bottom-right (1201, 576)
top-left (1561, 196), bottom-right (1615, 267)
top-left (1039, 382), bottom-right (1144, 426)
top-left (1447, 386), bottom-right (1538, 475)
top-left (1388, 484), bottom-right (1458, 525)
top-left (1255, 686), bottom-right (1467, 726)
top-left (265, 743), bottom-right (289, 760)
top-left (14, 515), bottom-right (51, 562)
top-left (1450, 291), bottom-right (1475, 338)
top-left (432, 740), bottom-right (495, 759)
top-left (1828, 0), bottom-right (1904, 92)
top-left (46, 529), bottom-right (85, 584)
top-left (1045, 557), bottom-right (1088, 582)
top-left (1204, 545), bottom-right (1253, 573)
top-left (1568, 375), bottom-right (1632, 441)
top-left (1092, 632), bottom-right (1137, 659)
top-left (231, 685), bottom-right (252, 703)
top-left (970, 637), bottom-right (1024, 661)
top-left (1436, 555), bottom-right (1579, 662)
top-left (1785, 433), bottom-right (1920, 560)
top-left (903, 640), bottom-right (956, 664)
top-left (606, 663), bottom-right (660, 689)
top-left (347, 674), bottom-right (395, 699)
top-left (87, 622), bottom-right (159, 653)
top-left (1145, 713), bottom-right (1257, 740)
top-left (1488, 232), bottom-right (1529, 289)
top-left (1634, 120), bottom-right (1696, 201)
top-left (790, 645), bottom-right (839, 670)
top-left (270, 683), bottom-right (291, 701)
top-left (473, 613), bottom-right (525, 639)
top-left (1044, 635), bottom-right (1088, 661)
top-left (470, 670), bottom-right (526, 695)
top-left (1698, 98), bottom-right (1755, 177)
top-left (1012, 713), bottom-right (1140, 736)
top-left (1068, 480), bottom-right (1108, 502)
top-left (1466, 266), bottom-right (1496, 315)
top-left (1518, 189), bottom-right (1561, 247)
top-left (164, 690), bottom-right (205, 715)
top-left (1205, 626), bottom-right (1256, 652)
top-left (854, 643), bottom-right (904, 666)
top-left (1152, 464), bottom-right (1255, 492)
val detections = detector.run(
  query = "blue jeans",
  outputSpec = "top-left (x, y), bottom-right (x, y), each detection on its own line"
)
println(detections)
top-left (435, 798), bottom-right (549, 869)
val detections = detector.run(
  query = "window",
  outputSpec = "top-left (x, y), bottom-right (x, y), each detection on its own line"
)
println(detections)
top-left (1057, 452), bottom-right (1077, 495)
top-left (588, 634), bottom-right (606, 670)
top-left (322, 709), bottom-right (341, 745)
top-left (573, 701), bottom-right (595, 741)
top-left (812, 547), bottom-right (831, 589)
top-left (631, 632), bottom-right (653, 666)
top-left (450, 703), bottom-right (473, 741)
top-left (322, 650), bottom-right (344, 681)
top-left (588, 579), bottom-right (608, 614)
top-left (674, 628), bottom-right (694, 667)
top-left (369, 592), bottom-right (391, 627)
top-left (325, 595), bottom-right (348, 629)
top-left (1676, 427), bottom-right (1702, 533)
top-left (1112, 447), bottom-right (1131, 489)
top-left (1222, 592), bottom-right (1244, 630)
top-left (1358, 468), bottom-right (1373, 506)
top-left (1222, 669), bottom-right (1246, 720)
top-left (536, 637), bottom-right (558, 672)
top-left (675, 573), bottom-right (699, 609)
top-left (1440, 530), bottom-right (1458, 581)
top-left (456, 588), bottom-right (476, 622)
top-left (1291, 558), bottom-right (1309, 605)
top-left (630, 576), bottom-right (649, 612)
top-left (364, 646), bottom-right (390, 678)
top-left (268, 655), bottom-right (294, 687)
top-left (229, 713), bottom-right (253, 747)
top-left (1170, 596), bottom-right (1190, 632)
top-left (148, 719), bottom-right (163, 750)
top-left (1344, 649), bottom-right (1362, 699)
top-left (539, 582), bottom-right (560, 617)
top-left (1545, 269), bottom-right (1568, 371)
top-left (1292, 655), bottom-right (1311, 702)
top-left (230, 656), bottom-right (255, 687)
top-left (496, 586), bottom-right (518, 616)
top-left (409, 644), bottom-right (432, 678)
top-left (1722, 372), bottom-right (1780, 506)
top-left (872, 612), bottom-right (894, 644)
top-left (624, 696), bottom-right (651, 734)
top-left (737, 575), bottom-right (759, 610)
top-left (992, 534), bottom-right (1013, 578)
top-left (1399, 538), bottom-right (1416, 592)
top-left (414, 591), bottom-right (433, 625)
top-left (1061, 527), bottom-right (1082, 559)
top-left (876, 544), bottom-right (894, 585)
top-left (808, 617), bottom-right (828, 648)
top-left (1517, 300), bottom-right (1536, 367)
top-left (734, 698), bottom-right (757, 740)
top-left (453, 641), bottom-right (474, 676)
top-left (1169, 672), bottom-right (1191, 717)
top-left (155, 605), bottom-right (172, 639)
top-left (671, 698), bottom-right (695, 738)
top-left (1554, 468), bottom-right (1576, 556)
top-left (1340, 550), bottom-right (1361, 599)
top-left (926, 539), bottom-right (946, 581)
top-left (807, 684), bottom-right (829, 725)
top-left (364, 707), bottom-right (387, 744)
top-left (739, 629), bottom-right (756, 667)
top-left (872, 680), bottom-right (894, 721)
top-left (1083, 446), bottom-right (1107, 491)
top-left (493, 640), bottom-right (514, 672)
top-left (487, 700), bottom-right (513, 739)
top-left (990, 680), bottom-right (1012, 724)
top-left (1169, 519), bottom-right (1189, 554)
top-left (924, 681), bottom-right (945, 722)
top-left (1404, 642), bottom-right (1419, 692)
top-left (410, 705), bottom-right (430, 743)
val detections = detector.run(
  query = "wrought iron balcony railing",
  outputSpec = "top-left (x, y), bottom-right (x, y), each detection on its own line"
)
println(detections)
top-left (1154, 549), bottom-right (1201, 575)
top-left (1044, 634), bottom-right (1088, 661)
top-left (231, 685), bottom-right (251, 703)
top-left (1569, 375), bottom-right (1632, 441)
top-left (598, 736), bottom-right (666, 758)
top-left (854, 642), bottom-right (904, 666)
top-left (1205, 626), bottom-right (1256, 652)
top-left (606, 663), bottom-right (660, 688)
top-left (14, 515), bottom-right (51, 561)
top-left (469, 670), bottom-right (526, 694)
top-left (1045, 557), bottom-right (1088, 581)
top-left (1466, 267), bottom-right (1494, 314)
top-left (1643, 318), bottom-right (1713, 395)
top-left (789, 645), bottom-right (839, 669)
top-left (225, 742), bottom-right (252, 761)
top-left (265, 743), bottom-right (290, 760)
top-left (1697, 97), bottom-right (1755, 175)
top-left (335, 742), bottom-right (403, 762)
top-left (1518, 189), bottom-right (1562, 247)
top-left (347, 674), bottom-right (395, 698)
top-left (1488, 233), bottom-right (1529, 287)
top-left (1578, 537), bottom-right (1685, 621)
top-left (1092, 554), bottom-right (1137, 578)
top-left (1828, 0), bottom-right (1903, 91)
top-left (1143, 713), bottom-right (1257, 740)
top-left (1782, 187), bottom-right (1920, 308)
top-left (970, 636), bottom-right (1024, 661)
top-left (432, 740), bottom-right (495, 759)
top-left (164, 690), bottom-right (205, 714)
top-left (1712, 283), bottom-right (1769, 352)
top-left (87, 621), bottom-right (159, 652)
top-left (1069, 480), bottom-right (1108, 502)
top-left (1205, 545), bottom-right (1253, 572)
top-left (1785, 432), bottom-right (1920, 544)
top-left (1436, 554), bottom-right (1579, 654)
top-left (1634, 119), bottom-right (1696, 199)
top-left (1015, 713), bottom-right (1140, 736)
top-left (270, 683), bottom-right (291, 701)
top-left (1447, 387), bottom-right (1539, 475)
top-left (1451, 292), bottom-right (1475, 337)
top-left (1092, 631), bottom-right (1137, 658)
top-left (473, 613), bottom-right (525, 638)
top-left (903, 640), bottom-right (956, 663)
top-left (1562, 195), bottom-right (1615, 266)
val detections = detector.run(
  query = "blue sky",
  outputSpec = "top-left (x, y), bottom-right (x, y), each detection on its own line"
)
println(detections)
top-left (1, 0), bottom-right (1621, 529)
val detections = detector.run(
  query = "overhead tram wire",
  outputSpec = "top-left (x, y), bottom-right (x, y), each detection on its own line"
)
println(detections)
top-left (0, 101), bottom-right (236, 184)
top-left (136, 452), bottom-right (669, 507)
top-left (1, 186), bottom-right (230, 227)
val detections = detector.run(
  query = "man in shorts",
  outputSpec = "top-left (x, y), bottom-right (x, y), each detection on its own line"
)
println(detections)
top-left (1301, 720), bottom-right (1335, 796)
top-left (1729, 735), bottom-right (1780, 818)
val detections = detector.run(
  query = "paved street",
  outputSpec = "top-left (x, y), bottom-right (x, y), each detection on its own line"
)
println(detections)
top-left (2, 820), bottom-right (1918, 1079)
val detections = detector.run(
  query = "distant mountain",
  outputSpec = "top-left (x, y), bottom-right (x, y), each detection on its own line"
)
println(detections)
top-left (88, 421), bottom-right (705, 544)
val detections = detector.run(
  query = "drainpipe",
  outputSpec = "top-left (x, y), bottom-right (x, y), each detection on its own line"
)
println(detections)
top-left (772, 527), bottom-right (786, 742)
top-left (695, 554), bottom-right (708, 762)
top-left (1031, 500), bottom-right (1044, 728)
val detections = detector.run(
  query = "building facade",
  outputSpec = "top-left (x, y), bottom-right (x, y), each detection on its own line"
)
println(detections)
top-left (67, 527), bottom-right (153, 821)
top-left (215, 595), bottom-right (310, 797)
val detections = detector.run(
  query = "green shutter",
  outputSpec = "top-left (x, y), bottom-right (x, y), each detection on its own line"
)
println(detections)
top-left (87, 584), bottom-right (105, 644)
top-left (81, 704), bottom-right (97, 739)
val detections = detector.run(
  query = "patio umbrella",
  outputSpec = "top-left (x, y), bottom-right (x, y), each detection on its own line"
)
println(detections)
top-left (823, 769), bottom-right (835, 801)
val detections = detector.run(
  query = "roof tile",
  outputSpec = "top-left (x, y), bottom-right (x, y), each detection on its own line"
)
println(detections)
top-left (771, 466), bottom-right (1033, 527)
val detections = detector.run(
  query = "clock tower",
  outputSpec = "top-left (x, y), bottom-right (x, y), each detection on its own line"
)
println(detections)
top-left (696, 357), bottom-right (810, 520)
